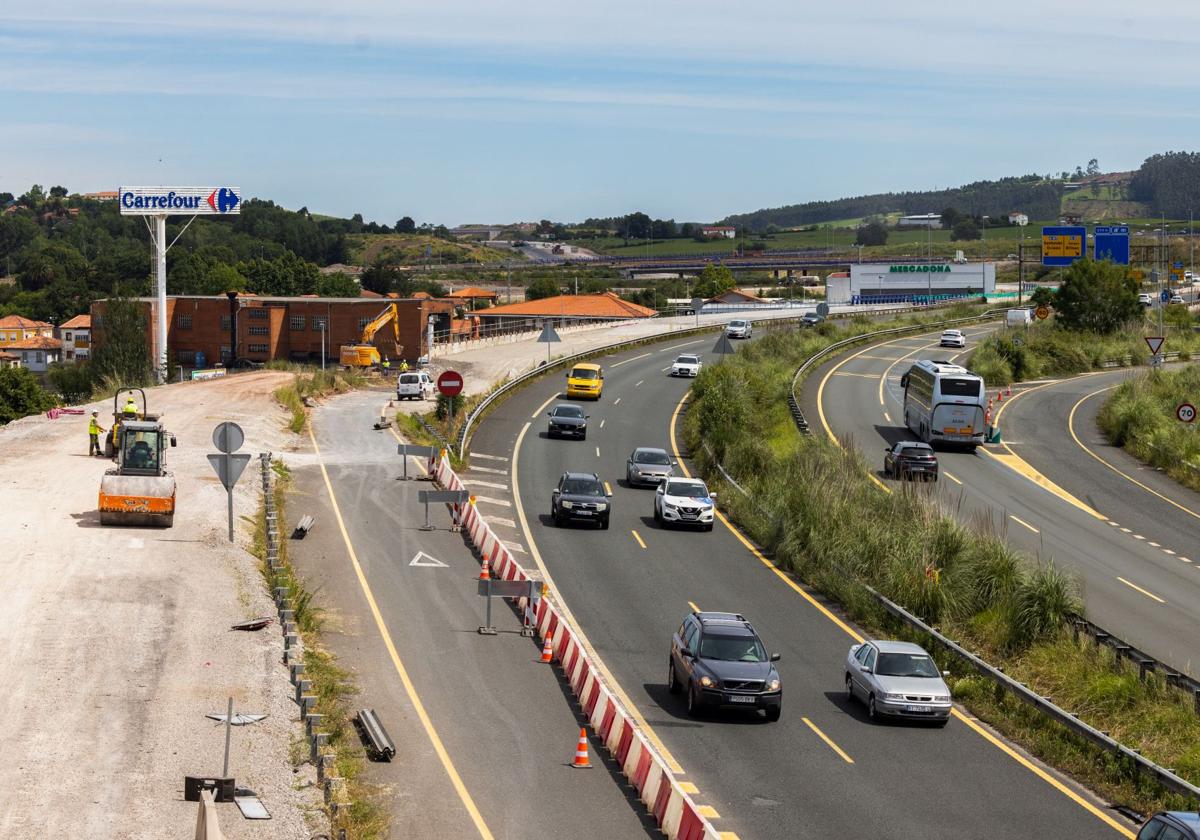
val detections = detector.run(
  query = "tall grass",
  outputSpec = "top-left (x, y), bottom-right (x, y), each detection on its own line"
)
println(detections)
top-left (1098, 365), bottom-right (1200, 493)
top-left (685, 325), bottom-right (1200, 811)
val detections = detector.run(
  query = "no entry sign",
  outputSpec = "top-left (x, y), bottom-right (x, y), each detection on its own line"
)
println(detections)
top-left (437, 370), bottom-right (464, 397)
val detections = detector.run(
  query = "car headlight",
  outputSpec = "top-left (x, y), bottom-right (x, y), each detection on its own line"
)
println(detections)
top-left (560, 500), bottom-right (574, 509)
top-left (663, 501), bottom-right (677, 511)
top-left (699, 675), bottom-right (716, 688)
top-left (935, 695), bottom-right (950, 703)
top-left (767, 679), bottom-right (781, 692)
top-left (884, 692), bottom-right (907, 701)
top-left (595, 503), bottom-right (607, 511)
top-left (630, 466), bottom-right (641, 475)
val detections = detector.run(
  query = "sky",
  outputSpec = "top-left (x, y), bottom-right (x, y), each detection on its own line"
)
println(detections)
top-left (3, 1), bottom-right (1200, 226)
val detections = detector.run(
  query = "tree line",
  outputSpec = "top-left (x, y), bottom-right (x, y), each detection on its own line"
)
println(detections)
top-left (1129, 152), bottom-right (1200, 217)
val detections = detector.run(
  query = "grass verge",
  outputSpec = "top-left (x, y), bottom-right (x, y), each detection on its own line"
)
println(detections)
top-left (1098, 365), bottom-right (1200, 493)
top-left (251, 459), bottom-right (389, 839)
top-left (685, 326), bottom-right (1200, 815)
top-left (274, 368), bottom-right (369, 433)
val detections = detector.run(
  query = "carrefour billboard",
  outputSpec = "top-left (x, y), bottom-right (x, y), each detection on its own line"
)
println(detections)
top-left (118, 186), bottom-right (241, 215)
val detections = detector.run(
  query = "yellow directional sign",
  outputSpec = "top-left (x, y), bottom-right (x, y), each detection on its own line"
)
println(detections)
top-left (1169, 262), bottom-right (1185, 285)
top-left (1042, 231), bottom-right (1084, 259)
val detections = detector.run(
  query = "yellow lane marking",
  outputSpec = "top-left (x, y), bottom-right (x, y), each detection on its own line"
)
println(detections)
top-left (832, 371), bottom-right (879, 379)
top-left (678, 781), bottom-right (699, 794)
top-left (308, 426), bottom-right (494, 839)
top-left (604, 481), bottom-right (613, 495)
top-left (883, 411), bottom-right (892, 423)
top-left (801, 717), bottom-right (855, 764)
top-left (977, 448), bottom-right (1107, 521)
top-left (943, 471), bottom-right (963, 485)
top-left (719, 834), bottom-right (741, 840)
top-left (632, 530), bottom-right (647, 549)
top-left (1009, 514), bottom-right (1040, 534)
top-left (1117, 576), bottom-right (1166, 604)
top-left (530, 391), bottom-right (560, 420)
top-left (688, 600), bottom-right (701, 613)
top-left (512, 420), bottom-right (685, 774)
top-left (698, 805), bottom-right (721, 819)
top-left (611, 352), bottom-right (652, 368)
top-left (672, 385), bottom-right (1133, 839)
top-left (1068, 386), bottom-right (1200, 522)
top-left (950, 709), bottom-right (1136, 838)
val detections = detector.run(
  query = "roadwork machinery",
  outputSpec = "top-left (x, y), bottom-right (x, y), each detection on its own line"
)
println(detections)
top-left (340, 303), bottom-right (404, 367)
top-left (98, 387), bottom-right (177, 527)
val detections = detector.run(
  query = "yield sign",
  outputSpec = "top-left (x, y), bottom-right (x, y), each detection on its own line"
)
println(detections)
top-left (1145, 336), bottom-right (1165, 356)
top-left (409, 551), bottom-right (447, 568)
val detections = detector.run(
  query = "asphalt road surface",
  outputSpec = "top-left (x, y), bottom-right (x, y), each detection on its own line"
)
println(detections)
top-left (806, 325), bottom-right (1200, 681)
top-left (469, 325), bottom-right (1133, 840)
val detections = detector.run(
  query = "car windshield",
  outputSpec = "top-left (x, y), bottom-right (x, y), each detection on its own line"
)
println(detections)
top-left (400, 374), bottom-right (419, 383)
top-left (553, 406), bottom-right (584, 418)
top-left (676, 355), bottom-right (699, 364)
top-left (562, 478), bottom-right (604, 496)
top-left (901, 447), bottom-right (933, 457)
top-left (666, 481), bottom-right (708, 498)
top-left (940, 377), bottom-right (982, 398)
top-left (699, 634), bottom-right (767, 662)
top-left (634, 450), bottom-right (671, 465)
top-left (729, 321), bottom-right (747, 328)
top-left (571, 368), bottom-right (600, 380)
top-left (876, 652), bottom-right (939, 678)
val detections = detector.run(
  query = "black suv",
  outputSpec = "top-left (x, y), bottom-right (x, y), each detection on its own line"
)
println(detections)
top-left (884, 441), bottom-right (939, 481)
top-left (546, 403), bottom-right (589, 440)
top-left (550, 472), bottom-right (611, 529)
top-left (669, 611), bottom-right (781, 721)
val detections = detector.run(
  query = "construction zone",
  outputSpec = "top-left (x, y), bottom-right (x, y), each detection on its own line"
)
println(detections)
top-left (97, 388), bottom-right (177, 527)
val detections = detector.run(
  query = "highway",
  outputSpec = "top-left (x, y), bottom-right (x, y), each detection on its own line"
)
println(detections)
top-left (288, 390), bottom-right (656, 839)
top-left (804, 326), bottom-right (1200, 682)
top-left (469, 325), bottom-right (1132, 839)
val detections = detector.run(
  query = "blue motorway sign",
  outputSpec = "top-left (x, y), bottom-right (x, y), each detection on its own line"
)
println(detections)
top-left (1042, 226), bottom-right (1086, 266)
top-left (1162, 289), bottom-right (1171, 303)
top-left (1093, 225), bottom-right (1130, 265)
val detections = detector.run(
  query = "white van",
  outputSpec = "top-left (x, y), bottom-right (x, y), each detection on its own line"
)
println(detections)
top-left (726, 319), bottom-right (752, 339)
top-left (1006, 309), bottom-right (1032, 327)
top-left (397, 370), bottom-right (434, 400)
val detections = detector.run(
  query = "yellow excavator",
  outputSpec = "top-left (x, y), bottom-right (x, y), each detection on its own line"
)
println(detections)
top-left (98, 387), bottom-right (177, 527)
top-left (340, 303), bottom-right (404, 367)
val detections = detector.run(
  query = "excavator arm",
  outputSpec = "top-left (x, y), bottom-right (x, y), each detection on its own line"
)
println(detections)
top-left (360, 304), bottom-right (399, 343)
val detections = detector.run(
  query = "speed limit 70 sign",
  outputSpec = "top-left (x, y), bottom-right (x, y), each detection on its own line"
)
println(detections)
top-left (1178, 403), bottom-right (1197, 424)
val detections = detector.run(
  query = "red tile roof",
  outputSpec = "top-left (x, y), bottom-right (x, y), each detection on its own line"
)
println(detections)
top-left (707, 289), bottom-right (768, 304)
top-left (59, 314), bottom-right (91, 330)
top-left (475, 292), bottom-right (656, 319)
top-left (447, 286), bottom-right (498, 299)
top-left (0, 314), bottom-right (54, 330)
top-left (0, 350), bottom-right (18, 361)
top-left (6, 336), bottom-right (61, 350)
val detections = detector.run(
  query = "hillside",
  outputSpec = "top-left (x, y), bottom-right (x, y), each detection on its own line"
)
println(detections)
top-left (351, 233), bottom-right (512, 267)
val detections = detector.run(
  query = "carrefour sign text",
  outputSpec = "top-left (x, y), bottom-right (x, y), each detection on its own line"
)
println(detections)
top-left (119, 186), bottom-right (241, 215)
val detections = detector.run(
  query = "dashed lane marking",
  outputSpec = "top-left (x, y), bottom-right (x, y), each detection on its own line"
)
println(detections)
top-left (832, 371), bottom-right (879, 379)
top-left (470, 452), bottom-right (509, 462)
top-left (1117, 576), bottom-right (1166, 604)
top-left (473, 496), bottom-right (512, 508)
top-left (462, 479), bottom-right (509, 490)
top-left (614, 398), bottom-right (622, 406)
top-left (883, 411), bottom-right (892, 423)
top-left (530, 392), bottom-right (560, 420)
top-left (467, 465), bottom-right (507, 475)
top-left (604, 481), bottom-right (613, 495)
top-left (801, 717), bottom-right (854, 765)
top-left (632, 530), bottom-right (647, 549)
top-left (611, 352), bottom-right (652, 368)
top-left (1009, 514), bottom-right (1039, 534)
top-left (595, 446), bottom-right (601, 458)
top-left (600, 419), bottom-right (606, 429)
top-left (943, 471), bottom-right (963, 485)
top-left (635, 380), bottom-right (644, 387)
top-left (688, 600), bottom-right (701, 613)
top-left (660, 339), bottom-right (706, 352)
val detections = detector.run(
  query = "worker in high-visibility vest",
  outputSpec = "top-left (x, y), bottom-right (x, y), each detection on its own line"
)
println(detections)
top-left (88, 410), bottom-right (106, 457)
top-left (399, 359), bottom-right (409, 373)
top-left (122, 396), bottom-right (139, 418)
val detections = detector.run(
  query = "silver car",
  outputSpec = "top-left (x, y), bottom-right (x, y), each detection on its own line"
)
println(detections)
top-left (844, 640), bottom-right (951, 726)
top-left (626, 447), bottom-right (675, 487)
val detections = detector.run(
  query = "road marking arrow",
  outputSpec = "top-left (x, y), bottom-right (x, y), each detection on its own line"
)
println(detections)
top-left (409, 551), bottom-right (447, 568)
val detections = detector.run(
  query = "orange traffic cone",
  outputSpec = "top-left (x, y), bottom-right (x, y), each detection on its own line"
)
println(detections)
top-left (540, 634), bottom-right (554, 663)
top-left (984, 408), bottom-right (991, 426)
top-left (571, 728), bottom-right (591, 768)
top-left (996, 390), bottom-right (1004, 403)
top-left (1006, 384), bottom-right (1012, 397)
top-left (479, 553), bottom-right (491, 581)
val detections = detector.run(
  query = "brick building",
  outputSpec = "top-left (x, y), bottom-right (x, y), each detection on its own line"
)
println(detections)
top-left (90, 294), bottom-right (455, 370)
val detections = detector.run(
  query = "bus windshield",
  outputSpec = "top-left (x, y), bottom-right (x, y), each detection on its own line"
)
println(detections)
top-left (940, 378), bottom-right (982, 398)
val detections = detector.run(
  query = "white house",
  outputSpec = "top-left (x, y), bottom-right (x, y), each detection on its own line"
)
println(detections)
top-left (6, 336), bottom-right (61, 373)
top-left (700, 225), bottom-right (737, 239)
top-left (1007, 212), bottom-right (1029, 226)
top-left (897, 214), bottom-right (943, 229)
top-left (59, 314), bottom-right (91, 362)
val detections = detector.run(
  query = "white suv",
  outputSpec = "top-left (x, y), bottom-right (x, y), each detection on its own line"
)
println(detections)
top-left (396, 371), bottom-right (434, 400)
top-left (1138, 293), bottom-right (1153, 307)
top-left (939, 329), bottom-right (966, 349)
top-left (654, 478), bottom-right (716, 531)
top-left (726, 319), bottom-right (752, 339)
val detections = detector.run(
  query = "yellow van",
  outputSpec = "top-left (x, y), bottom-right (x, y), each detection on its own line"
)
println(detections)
top-left (565, 362), bottom-right (604, 400)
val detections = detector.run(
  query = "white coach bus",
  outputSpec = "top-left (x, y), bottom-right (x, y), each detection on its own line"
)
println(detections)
top-left (899, 360), bottom-right (986, 449)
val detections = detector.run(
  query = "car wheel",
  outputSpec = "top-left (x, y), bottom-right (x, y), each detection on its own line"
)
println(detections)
top-left (580, 432), bottom-right (587, 441)
top-left (845, 674), bottom-right (854, 703)
top-left (600, 516), bottom-right (609, 530)
top-left (654, 504), bottom-right (662, 523)
top-left (686, 684), bottom-right (700, 717)
top-left (868, 694), bottom-right (879, 721)
top-left (765, 705), bottom-right (781, 723)
top-left (668, 660), bottom-right (681, 695)
top-left (551, 508), bottom-right (560, 526)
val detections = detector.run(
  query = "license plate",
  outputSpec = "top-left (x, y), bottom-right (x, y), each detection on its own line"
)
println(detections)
top-left (905, 704), bottom-right (931, 713)
top-left (729, 695), bottom-right (757, 704)
top-left (575, 510), bottom-right (592, 516)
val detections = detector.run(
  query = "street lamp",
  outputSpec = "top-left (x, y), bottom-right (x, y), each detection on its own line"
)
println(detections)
top-left (981, 215), bottom-right (989, 300)
top-left (319, 320), bottom-right (326, 369)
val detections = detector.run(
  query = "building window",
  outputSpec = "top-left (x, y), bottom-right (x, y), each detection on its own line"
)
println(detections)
top-left (66, 350), bottom-right (74, 360)
top-left (93, 314), bottom-right (103, 329)
top-left (248, 308), bottom-right (268, 320)
top-left (248, 343), bottom-right (269, 353)
top-left (64, 332), bottom-right (72, 341)
top-left (35, 351), bottom-right (44, 364)
top-left (220, 315), bottom-right (231, 331)
top-left (176, 349), bottom-right (194, 363)
top-left (177, 314), bottom-right (192, 329)
top-left (249, 325), bottom-right (269, 336)
top-left (290, 315), bottom-right (305, 330)
top-left (312, 316), bottom-right (327, 330)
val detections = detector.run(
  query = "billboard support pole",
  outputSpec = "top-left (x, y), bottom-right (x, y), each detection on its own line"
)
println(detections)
top-left (154, 214), bottom-right (168, 383)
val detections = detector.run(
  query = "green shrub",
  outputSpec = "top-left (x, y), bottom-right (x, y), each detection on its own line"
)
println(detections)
top-left (1099, 366), bottom-right (1200, 492)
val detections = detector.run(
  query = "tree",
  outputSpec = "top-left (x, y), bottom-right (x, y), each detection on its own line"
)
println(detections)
top-left (952, 217), bottom-right (981, 241)
top-left (1028, 286), bottom-right (1055, 309)
top-left (618, 212), bottom-right (651, 241)
top-left (315, 272), bottom-right (361, 297)
top-left (694, 264), bottom-right (736, 298)
top-left (940, 207), bottom-right (961, 229)
top-left (1052, 259), bottom-right (1140, 333)
top-left (1086, 158), bottom-right (1099, 176)
top-left (395, 216), bottom-right (416, 234)
top-left (49, 185), bottom-right (69, 198)
top-left (855, 221), bottom-right (888, 246)
top-left (524, 277), bottom-right (561, 300)
top-left (91, 296), bottom-right (153, 387)
top-left (0, 366), bottom-right (56, 424)
top-left (47, 361), bottom-right (94, 404)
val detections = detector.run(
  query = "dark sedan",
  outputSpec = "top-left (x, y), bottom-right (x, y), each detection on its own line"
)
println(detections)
top-left (547, 403), bottom-right (589, 440)
top-left (884, 441), bottom-right (939, 481)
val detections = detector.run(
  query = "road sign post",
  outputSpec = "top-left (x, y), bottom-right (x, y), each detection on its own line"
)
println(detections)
top-left (437, 370), bottom-right (464, 427)
top-left (536, 320), bottom-right (561, 364)
top-left (397, 443), bottom-right (435, 481)
top-left (208, 422), bottom-right (249, 542)
top-left (477, 578), bottom-right (534, 636)
top-left (417, 488), bottom-right (469, 531)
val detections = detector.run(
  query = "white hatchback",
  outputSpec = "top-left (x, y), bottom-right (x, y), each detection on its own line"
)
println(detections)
top-left (939, 329), bottom-right (966, 349)
top-left (397, 371), bottom-right (434, 400)
top-left (670, 354), bottom-right (702, 377)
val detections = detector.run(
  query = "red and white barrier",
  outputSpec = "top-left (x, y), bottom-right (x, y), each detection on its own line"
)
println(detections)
top-left (433, 452), bottom-right (719, 840)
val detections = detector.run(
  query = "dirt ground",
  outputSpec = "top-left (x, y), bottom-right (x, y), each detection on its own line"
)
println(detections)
top-left (0, 372), bottom-right (320, 839)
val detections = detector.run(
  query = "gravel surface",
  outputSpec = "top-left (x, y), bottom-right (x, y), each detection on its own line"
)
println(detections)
top-left (0, 372), bottom-right (320, 839)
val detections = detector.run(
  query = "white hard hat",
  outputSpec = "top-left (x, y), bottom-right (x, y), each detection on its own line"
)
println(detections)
top-left (91, 409), bottom-right (98, 415)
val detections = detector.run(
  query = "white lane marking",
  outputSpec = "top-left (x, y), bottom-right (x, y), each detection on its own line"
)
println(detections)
top-left (1117, 576), bottom-right (1166, 603)
top-left (1148, 541), bottom-right (1161, 548)
top-left (462, 479), bottom-right (509, 490)
top-left (470, 453), bottom-right (509, 462)
top-left (660, 339), bottom-right (705, 352)
top-left (662, 366), bottom-right (671, 372)
top-left (595, 446), bottom-right (601, 458)
top-left (943, 471), bottom-right (963, 485)
top-left (1180, 557), bottom-right (1192, 563)
top-left (409, 551), bottom-right (448, 568)
top-left (467, 465), bottom-right (507, 475)
top-left (483, 516), bottom-right (517, 529)
top-left (600, 419), bottom-right (606, 428)
top-left (883, 411), bottom-right (892, 423)
top-left (1120, 527), bottom-right (1132, 533)
top-left (1107, 521), bottom-right (1120, 527)
top-left (635, 380), bottom-right (644, 387)
top-left (129, 538), bottom-right (144, 549)
top-left (611, 352), bottom-right (652, 368)
top-left (1009, 514), bottom-right (1040, 533)
top-left (1163, 549), bottom-right (1176, 556)
top-left (472, 496), bottom-right (512, 508)
top-left (613, 398), bottom-right (622, 405)
top-left (1133, 534), bottom-right (1146, 541)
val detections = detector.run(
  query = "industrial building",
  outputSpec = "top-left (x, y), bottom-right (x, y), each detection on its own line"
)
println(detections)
top-left (827, 263), bottom-right (995, 305)
top-left (90, 294), bottom-right (455, 371)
